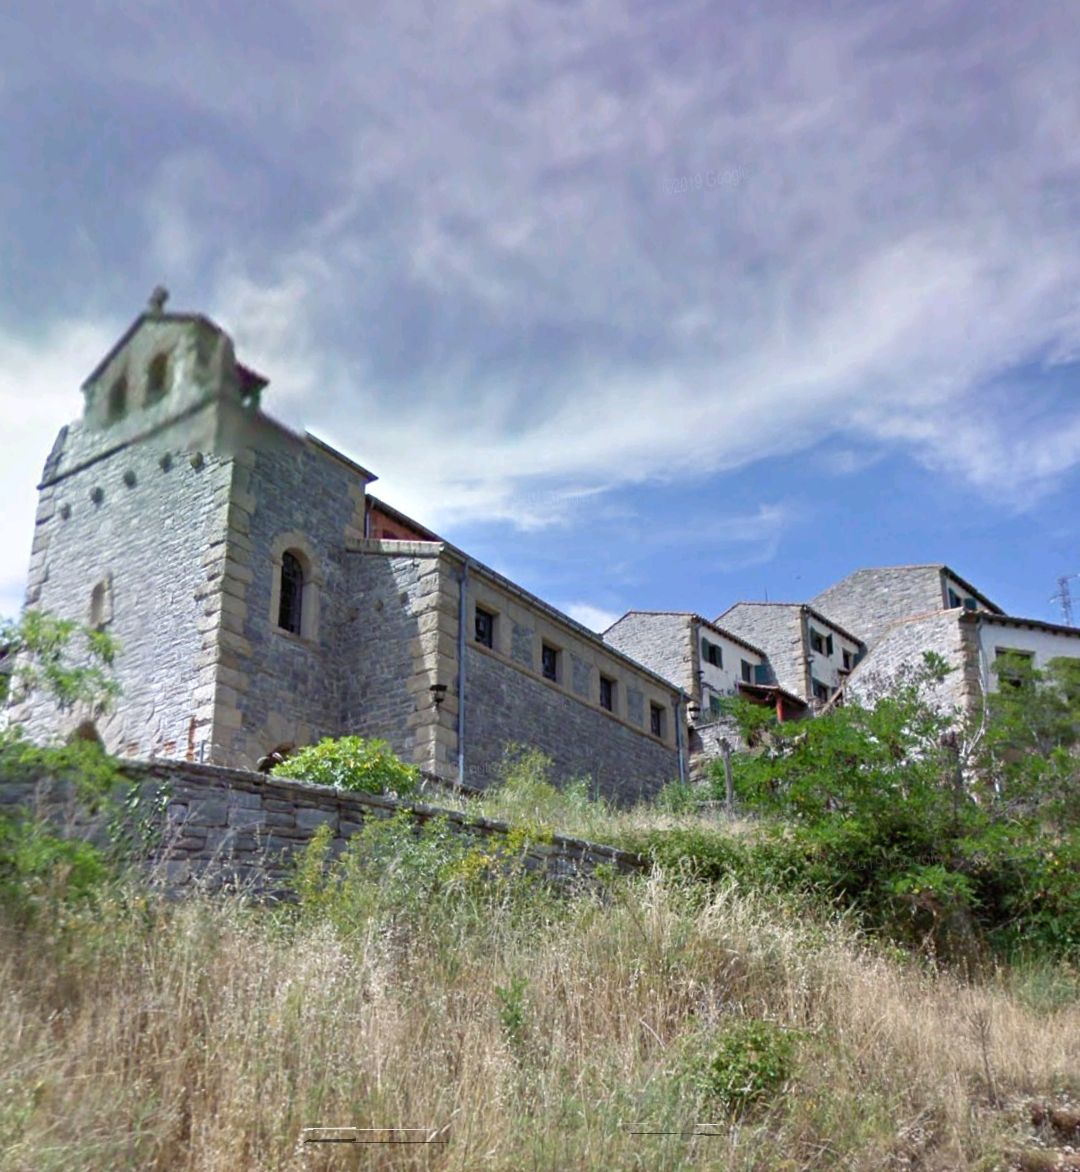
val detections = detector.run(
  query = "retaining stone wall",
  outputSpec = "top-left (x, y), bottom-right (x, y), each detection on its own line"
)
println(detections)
top-left (688, 717), bottom-right (746, 783)
top-left (0, 759), bottom-right (644, 897)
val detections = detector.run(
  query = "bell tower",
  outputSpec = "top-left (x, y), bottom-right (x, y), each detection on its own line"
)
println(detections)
top-left (12, 291), bottom-right (268, 762)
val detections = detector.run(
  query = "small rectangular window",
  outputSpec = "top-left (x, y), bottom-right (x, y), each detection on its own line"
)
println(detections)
top-left (541, 642), bottom-right (560, 682)
top-left (475, 606), bottom-right (495, 649)
top-left (600, 675), bottom-right (615, 711)
top-left (948, 588), bottom-right (961, 609)
top-left (741, 659), bottom-right (753, 683)
top-left (702, 639), bottom-right (723, 668)
top-left (842, 649), bottom-right (853, 671)
top-left (650, 702), bottom-right (665, 738)
top-left (995, 647), bottom-right (1034, 689)
top-left (825, 633), bottom-right (834, 657)
top-left (809, 628), bottom-right (825, 654)
top-left (811, 678), bottom-right (830, 702)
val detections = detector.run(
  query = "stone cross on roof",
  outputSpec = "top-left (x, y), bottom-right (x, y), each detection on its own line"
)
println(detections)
top-left (147, 285), bottom-right (169, 314)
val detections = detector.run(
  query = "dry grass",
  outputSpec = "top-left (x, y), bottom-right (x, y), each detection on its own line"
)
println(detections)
top-left (2, 868), bottom-right (1078, 1172)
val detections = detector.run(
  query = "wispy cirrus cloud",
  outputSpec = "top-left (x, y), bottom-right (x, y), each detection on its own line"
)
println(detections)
top-left (2, 0), bottom-right (1080, 608)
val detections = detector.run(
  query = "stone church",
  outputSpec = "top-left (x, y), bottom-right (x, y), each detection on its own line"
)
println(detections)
top-left (11, 293), bottom-right (686, 802)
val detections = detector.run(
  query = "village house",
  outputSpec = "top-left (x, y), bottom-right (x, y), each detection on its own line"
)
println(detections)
top-left (602, 610), bottom-right (807, 774)
top-left (841, 605), bottom-right (1080, 718)
top-left (714, 602), bottom-right (866, 709)
top-left (810, 564), bottom-right (1004, 649)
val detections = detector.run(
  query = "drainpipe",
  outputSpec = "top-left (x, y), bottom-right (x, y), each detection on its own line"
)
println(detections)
top-left (457, 559), bottom-right (470, 786)
top-left (673, 693), bottom-right (687, 786)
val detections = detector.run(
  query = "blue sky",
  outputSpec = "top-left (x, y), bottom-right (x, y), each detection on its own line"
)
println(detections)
top-left (2, 0), bottom-right (1079, 629)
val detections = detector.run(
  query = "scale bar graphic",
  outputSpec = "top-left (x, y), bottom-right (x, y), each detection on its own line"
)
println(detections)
top-left (302, 1127), bottom-right (448, 1145)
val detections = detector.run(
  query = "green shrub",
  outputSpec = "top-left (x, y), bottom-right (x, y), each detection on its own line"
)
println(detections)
top-left (290, 812), bottom-right (463, 931)
top-left (697, 1017), bottom-right (800, 1114)
top-left (653, 779), bottom-right (698, 814)
top-left (270, 735), bottom-right (419, 796)
top-left (494, 975), bottom-right (530, 1052)
top-left (0, 725), bottom-right (123, 805)
top-left (288, 808), bottom-right (555, 938)
top-left (615, 826), bottom-right (751, 884)
top-left (476, 746), bottom-right (611, 840)
top-left (0, 814), bottom-right (111, 925)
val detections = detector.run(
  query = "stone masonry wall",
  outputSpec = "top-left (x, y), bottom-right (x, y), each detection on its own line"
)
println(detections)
top-left (0, 760), bottom-right (645, 896)
top-left (718, 604), bottom-right (806, 699)
top-left (14, 434), bottom-right (233, 761)
top-left (812, 566), bottom-right (946, 649)
top-left (688, 716), bottom-right (746, 783)
top-left (463, 644), bottom-right (679, 803)
top-left (844, 608), bottom-right (980, 718)
top-left (603, 613), bottom-right (693, 693)
top-left (221, 440), bottom-right (368, 768)
top-left (340, 549), bottom-right (447, 773)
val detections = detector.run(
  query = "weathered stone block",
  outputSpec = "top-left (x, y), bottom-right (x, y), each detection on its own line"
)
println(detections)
top-left (187, 799), bottom-right (229, 827)
top-left (295, 807), bottom-right (337, 831)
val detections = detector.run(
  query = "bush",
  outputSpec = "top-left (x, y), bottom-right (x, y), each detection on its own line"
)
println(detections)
top-left (616, 826), bottom-right (751, 884)
top-left (696, 1017), bottom-right (800, 1114)
top-left (653, 778), bottom-right (698, 814)
top-left (475, 746), bottom-right (612, 842)
top-left (0, 814), bottom-right (111, 926)
top-left (269, 735), bottom-right (419, 796)
top-left (289, 810), bottom-right (554, 937)
top-left (0, 725), bottom-right (123, 804)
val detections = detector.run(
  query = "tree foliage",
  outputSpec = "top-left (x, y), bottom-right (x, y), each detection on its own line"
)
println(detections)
top-left (978, 653), bottom-right (1080, 828)
top-left (681, 652), bottom-right (1080, 963)
top-left (1, 609), bottom-right (126, 924)
top-left (1, 609), bottom-right (119, 715)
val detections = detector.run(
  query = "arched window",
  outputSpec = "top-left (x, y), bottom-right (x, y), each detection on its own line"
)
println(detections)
top-left (68, 721), bottom-right (104, 748)
top-left (107, 376), bottom-right (127, 423)
top-left (146, 353), bottom-right (169, 404)
top-left (278, 551), bottom-right (304, 634)
top-left (89, 578), bottom-right (112, 630)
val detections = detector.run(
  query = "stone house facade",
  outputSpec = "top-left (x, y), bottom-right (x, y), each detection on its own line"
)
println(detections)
top-left (806, 563), bottom-right (1080, 721)
top-left (714, 602), bottom-right (865, 708)
top-left (11, 296), bottom-right (684, 803)
top-left (841, 606), bottom-right (1080, 720)
top-left (603, 611), bottom-right (768, 720)
top-left (602, 610), bottom-right (805, 773)
top-left (840, 608), bottom-right (982, 715)
top-left (811, 564), bottom-right (1003, 649)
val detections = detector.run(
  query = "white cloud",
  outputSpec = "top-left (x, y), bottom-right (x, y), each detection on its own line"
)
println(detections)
top-left (203, 1), bottom-right (1080, 528)
top-left (4, 0), bottom-right (1080, 564)
top-left (0, 317), bottom-right (120, 618)
top-left (561, 602), bottom-right (623, 633)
